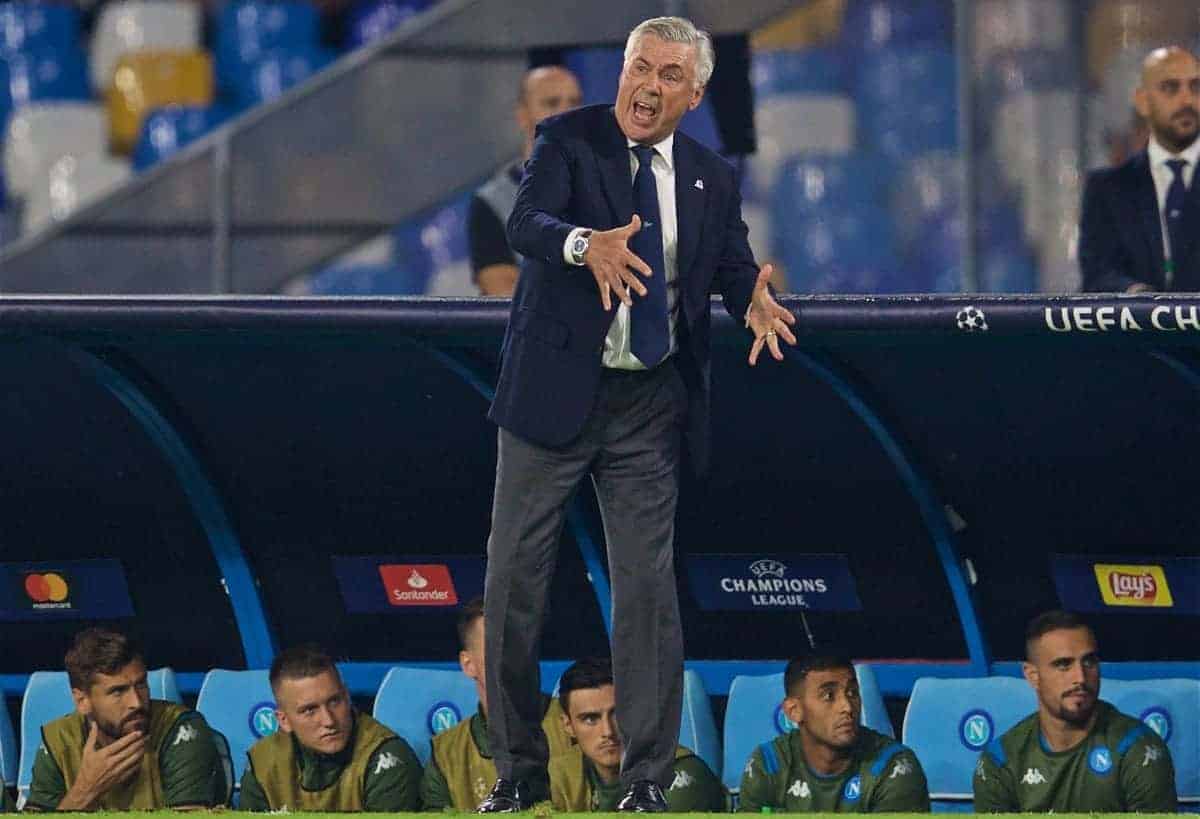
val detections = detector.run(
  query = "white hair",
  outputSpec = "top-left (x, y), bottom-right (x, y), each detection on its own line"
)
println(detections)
top-left (623, 16), bottom-right (715, 89)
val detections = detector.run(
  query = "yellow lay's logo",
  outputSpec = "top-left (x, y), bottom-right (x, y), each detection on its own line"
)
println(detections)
top-left (1094, 564), bottom-right (1173, 607)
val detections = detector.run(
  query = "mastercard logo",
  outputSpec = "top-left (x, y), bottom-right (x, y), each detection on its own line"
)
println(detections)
top-left (25, 573), bottom-right (69, 603)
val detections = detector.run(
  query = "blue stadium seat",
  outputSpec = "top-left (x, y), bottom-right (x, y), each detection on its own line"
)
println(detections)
top-left (901, 676), bottom-right (1036, 811)
top-left (371, 666), bottom-right (478, 766)
top-left (18, 668), bottom-right (182, 801)
top-left (229, 46), bottom-right (336, 109)
top-left (771, 153), bottom-right (893, 220)
top-left (2, 45), bottom-right (90, 111)
top-left (1102, 677), bottom-right (1200, 803)
top-left (775, 205), bottom-right (900, 293)
top-left (195, 669), bottom-right (276, 787)
top-left (678, 669), bottom-right (721, 777)
top-left (215, 0), bottom-right (320, 95)
top-left (841, 0), bottom-right (952, 52)
top-left (983, 48), bottom-right (1075, 98)
top-left (391, 193), bottom-right (469, 294)
top-left (751, 48), bottom-right (845, 97)
top-left (0, 692), bottom-right (15, 786)
top-left (0, 3), bottom-right (80, 55)
top-left (132, 104), bottom-right (232, 170)
top-left (855, 46), bottom-right (957, 160)
top-left (345, 0), bottom-right (435, 50)
top-left (721, 666), bottom-right (894, 792)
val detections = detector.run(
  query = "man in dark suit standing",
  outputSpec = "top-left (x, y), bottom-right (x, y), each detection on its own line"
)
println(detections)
top-left (478, 16), bottom-right (795, 814)
top-left (1080, 47), bottom-right (1200, 292)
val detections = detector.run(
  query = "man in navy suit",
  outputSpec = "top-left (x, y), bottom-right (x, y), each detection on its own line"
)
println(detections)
top-left (479, 16), bottom-right (795, 814)
top-left (1080, 46), bottom-right (1200, 292)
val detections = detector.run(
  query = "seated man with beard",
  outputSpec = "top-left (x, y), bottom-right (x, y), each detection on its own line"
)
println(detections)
top-left (738, 656), bottom-right (929, 813)
top-left (24, 628), bottom-right (225, 811)
top-left (973, 610), bottom-right (1176, 812)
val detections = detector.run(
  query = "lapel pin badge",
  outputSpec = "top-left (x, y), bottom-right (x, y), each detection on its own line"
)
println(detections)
top-left (694, 179), bottom-right (704, 190)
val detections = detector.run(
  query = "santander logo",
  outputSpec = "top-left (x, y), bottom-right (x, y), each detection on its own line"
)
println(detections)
top-left (1108, 571), bottom-right (1157, 601)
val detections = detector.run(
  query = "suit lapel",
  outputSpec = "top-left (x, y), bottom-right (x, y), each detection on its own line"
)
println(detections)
top-left (673, 136), bottom-right (706, 281)
top-left (1132, 152), bottom-right (1166, 281)
top-left (1178, 155), bottom-right (1200, 266)
top-left (595, 108), bottom-right (634, 227)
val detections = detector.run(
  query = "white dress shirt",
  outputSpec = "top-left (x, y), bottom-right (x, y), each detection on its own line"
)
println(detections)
top-left (1147, 135), bottom-right (1200, 269)
top-left (564, 133), bottom-right (679, 370)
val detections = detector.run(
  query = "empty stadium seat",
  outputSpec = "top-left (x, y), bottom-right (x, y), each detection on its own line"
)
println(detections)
top-left (1102, 677), bottom-right (1200, 802)
top-left (195, 669), bottom-right (276, 787)
top-left (390, 193), bottom-right (470, 295)
top-left (3, 45), bottom-right (90, 109)
top-left (372, 666), bottom-right (478, 766)
top-left (133, 104), bottom-right (231, 171)
top-left (0, 3), bottom-right (81, 55)
top-left (751, 47), bottom-right (846, 97)
top-left (678, 669), bottom-right (721, 777)
top-left (776, 205), bottom-right (900, 293)
top-left (22, 153), bottom-right (131, 234)
top-left (0, 693), bottom-right (15, 787)
top-left (972, 0), bottom-right (1069, 76)
top-left (840, 0), bottom-right (951, 52)
top-left (17, 668), bottom-right (182, 800)
top-left (89, 0), bottom-right (200, 92)
top-left (345, 0), bottom-right (435, 50)
top-left (721, 666), bottom-right (894, 792)
top-left (901, 676), bottom-right (1036, 810)
top-left (106, 50), bottom-right (213, 154)
top-left (229, 46), bottom-right (336, 109)
top-left (215, 0), bottom-right (320, 95)
top-left (3, 101), bottom-right (105, 200)
top-left (771, 153), bottom-right (892, 220)
top-left (751, 95), bottom-right (855, 196)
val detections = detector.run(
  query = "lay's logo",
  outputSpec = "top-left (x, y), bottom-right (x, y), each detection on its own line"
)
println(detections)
top-left (1094, 564), bottom-right (1174, 608)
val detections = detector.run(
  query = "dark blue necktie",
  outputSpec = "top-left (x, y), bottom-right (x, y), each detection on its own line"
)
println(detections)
top-left (629, 145), bottom-right (669, 367)
top-left (1165, 158), bottom-right (1189, 268)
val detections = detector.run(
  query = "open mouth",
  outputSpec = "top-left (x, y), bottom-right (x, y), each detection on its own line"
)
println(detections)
top-left (632, 100), bottom-right (657, 125)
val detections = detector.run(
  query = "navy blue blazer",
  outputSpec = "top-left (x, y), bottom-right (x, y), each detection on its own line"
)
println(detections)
top-left (488, 104), bottom-right (760, 473)
top-left (1079, 149), bottom-right (1200, 292)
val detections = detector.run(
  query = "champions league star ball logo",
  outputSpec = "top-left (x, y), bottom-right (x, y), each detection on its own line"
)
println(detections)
top-left (956, 305), bottom-right (989, 332)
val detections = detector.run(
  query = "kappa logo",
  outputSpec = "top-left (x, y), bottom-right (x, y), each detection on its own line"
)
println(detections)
top-left (1021, 768), bottom-right (1046, 785)
top-left (749, 559), bottom-right (788, 579)
top-left (959, 709), bottom-right (994, 750)
top-left (842, 775), bottom-right (861, 802)
top-left (669, 769), bottom-right (694, 791)
top-left (373, 751), bottom-right (400, 775)
top-left (248, 702), bottom-right (278, 738)
top-left (890, 758), bottom-right (913, 779)
top-left (1089, 746), bottom-right (1113, 775)
top-left (788, 779), bottom-right (810, 798)
top-left (1143, 745), bottom-right (1162, 767)
top-left (1140, 707), bottom-right (1172, 741)
top-left (172, 723), bottom-right (198, 746)
top-left (974, 759), bottom-right (987, 782)
top-left (427, 701), bottom-right (462, 735)
top-left (474, 777), bottom-right (491, 800)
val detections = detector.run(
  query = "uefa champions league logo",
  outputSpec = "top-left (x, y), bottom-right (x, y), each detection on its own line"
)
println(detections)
top-left (958, 709), bottom-right (993, 750)
top-left (249, 702), bottom-right (278, 738)
top-left (427, 701), bottom-right (462, 735)
top-left (956, 305), bottom-right (988, 332)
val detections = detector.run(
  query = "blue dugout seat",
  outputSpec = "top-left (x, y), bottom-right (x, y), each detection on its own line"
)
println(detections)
top-left (17, 668), bottom-right (181, 801)
top-left (215, 0), bottom-right (319, 94)
top-left (1102, 677), bottom-right (1200, 805)
top-left (0, 693), bottom-right (14, 786)
top-left (721, 665), bottom-right (892, 792)
top-left (678, 669), bottom-right (721, 778)
top-left (901, 676), bottom-right (1035, 811)
top-left (372, 666), bottom-right (478, 766)
top-left (195, 669), bottom-right (275, 788)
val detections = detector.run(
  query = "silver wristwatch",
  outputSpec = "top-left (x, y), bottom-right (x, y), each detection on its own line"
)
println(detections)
top-left (569, 229), bottom-right (593, 266)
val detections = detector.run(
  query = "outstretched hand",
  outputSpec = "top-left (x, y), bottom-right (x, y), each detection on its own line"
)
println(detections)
top-left (746, 264), bottom-right (797, 365)
top-left (584, 215), bottom-right (652, 311)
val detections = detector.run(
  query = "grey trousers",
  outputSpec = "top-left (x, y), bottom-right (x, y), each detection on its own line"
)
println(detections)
top-left (483, 362), bottom-right (686, 790)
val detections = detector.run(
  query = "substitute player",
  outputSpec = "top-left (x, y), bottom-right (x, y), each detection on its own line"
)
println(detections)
top-left (24, 628), bottom-right (226, 811)
top-left (738, 656), bottom-right (929, 812)
top-left (548, 657), bottom-right (725, 811)
top-left (420, 599), bottom-right (573, 810)
top-left (973, 610), bottom-right (1176, 812)
top-left (240, 645), bottom-right (421, 811)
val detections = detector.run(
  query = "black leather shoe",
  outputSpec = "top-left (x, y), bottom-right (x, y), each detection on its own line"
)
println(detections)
top-left (476, 778), bottom-right (530, 813)
top-left (616, 780), bottom-right (668, 812)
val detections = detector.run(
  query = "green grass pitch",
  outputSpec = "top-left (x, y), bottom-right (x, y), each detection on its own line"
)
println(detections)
top-left (69, 813), bottom-right (1188, 818)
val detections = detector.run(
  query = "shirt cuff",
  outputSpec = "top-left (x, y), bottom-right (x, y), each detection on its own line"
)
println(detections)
top-left (563, 227), bottom-right (588, 266)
